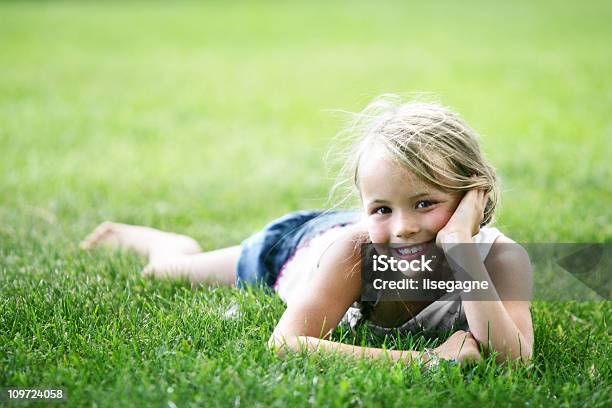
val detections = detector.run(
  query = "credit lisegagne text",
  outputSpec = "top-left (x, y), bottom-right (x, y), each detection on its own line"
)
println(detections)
top-left (372, 278), bottom-right (489, 293)
top-left (371, 254), bottom-right (489, 293)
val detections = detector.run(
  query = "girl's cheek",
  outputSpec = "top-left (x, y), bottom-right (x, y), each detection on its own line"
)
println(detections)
top-left (366, 218), bottom-right (387, 243)
top-left (425, 209), bottom-right (454, 232)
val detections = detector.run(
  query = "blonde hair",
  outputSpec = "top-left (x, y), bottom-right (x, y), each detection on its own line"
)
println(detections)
top-left (326, 94), bottom-right (500, 226)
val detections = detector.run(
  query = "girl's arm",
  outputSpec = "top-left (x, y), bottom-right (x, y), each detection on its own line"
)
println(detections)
top-left (267, 227), bottom-right (480, 366)
top-left (452, 236), bottom-right (534, 363)
top-left (269, 334), bottom-right (419, 364)
top-left (437, 189), bottom-right (534, 363)
top-left (270, 330), bottom-right (481, 366)
top-left (267, 230), bottom-right (412, 362)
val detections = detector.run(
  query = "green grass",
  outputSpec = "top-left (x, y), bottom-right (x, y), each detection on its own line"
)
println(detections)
top-left (1, 1), bottom-right (610, 406)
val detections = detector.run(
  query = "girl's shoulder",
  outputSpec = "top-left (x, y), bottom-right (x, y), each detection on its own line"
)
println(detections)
top-left (475, 226), bottom-right (511, 245)
top-left (315, 220), bottom-right (369, 277)
top-left (484, 229), bottom-right (532, 288)
top-left (342, 218), bottom-right (371, 257)
top-left (484, 226), bottom-right (520, 253)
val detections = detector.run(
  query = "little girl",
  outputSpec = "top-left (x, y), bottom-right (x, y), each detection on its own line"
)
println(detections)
top-left (81, 95), bottom-right (534, 367)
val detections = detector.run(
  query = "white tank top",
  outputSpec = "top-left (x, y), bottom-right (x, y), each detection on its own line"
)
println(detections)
top-left (273, 224), bottom-right (349, 303)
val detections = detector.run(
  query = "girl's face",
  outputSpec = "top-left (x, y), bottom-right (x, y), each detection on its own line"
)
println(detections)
top-left (358, 147), bottom-right (462, 250)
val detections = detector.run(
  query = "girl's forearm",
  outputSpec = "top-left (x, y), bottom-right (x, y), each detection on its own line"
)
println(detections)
top-left (462, 301), bottom-right (532, 362)
top-left (271, 334), bottom-right (421, 365)
top-left (445, 244), bottom-right (532, 361)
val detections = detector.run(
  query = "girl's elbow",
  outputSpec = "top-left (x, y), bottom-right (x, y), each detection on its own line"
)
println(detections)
top-left (472, 336), bottom-right (533, 364)
top-left (494, 344), bottom-right (533, 365)
top-left (267, 333), bottom-right (284, 355)
top-left (267, 333), bottom-right (296, 357)
top-left (513, 345), bottom-right (533, 364)
top-left (510, 336), bottom-right (534, 364)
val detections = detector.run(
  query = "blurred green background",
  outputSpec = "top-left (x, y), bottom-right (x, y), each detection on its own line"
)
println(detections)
top-left (0, 2), bottom-right (611, 406)
top-left (1, 0), bottom-right (610, 247)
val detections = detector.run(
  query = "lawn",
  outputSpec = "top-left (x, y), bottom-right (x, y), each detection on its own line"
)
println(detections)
top-left (1, 1), bottom-right (610, 406)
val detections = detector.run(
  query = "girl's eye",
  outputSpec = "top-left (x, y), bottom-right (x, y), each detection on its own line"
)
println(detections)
top-left (415, 200), bottom-right (435, 209)
top-left (373, 206), bottom-right (391, 215)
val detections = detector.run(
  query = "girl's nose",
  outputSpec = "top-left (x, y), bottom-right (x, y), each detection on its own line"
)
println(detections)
top-left (394, 216), bottom-right (419, 239)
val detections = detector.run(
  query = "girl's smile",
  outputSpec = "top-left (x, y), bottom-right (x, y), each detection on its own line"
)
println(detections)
top-left (390, 241), bottom-right (433, 261)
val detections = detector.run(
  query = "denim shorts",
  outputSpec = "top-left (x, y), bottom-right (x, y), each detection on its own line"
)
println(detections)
top-left (235, 209), bottom-right (361, 289)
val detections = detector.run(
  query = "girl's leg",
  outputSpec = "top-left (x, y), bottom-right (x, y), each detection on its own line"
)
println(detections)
top-left (80, 222), bottom-right (240, 286)
top-left (142, 246), bottom-right (241, 287)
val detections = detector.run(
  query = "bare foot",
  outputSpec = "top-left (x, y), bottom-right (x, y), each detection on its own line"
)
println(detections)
top-left (80, 222), bottom-right (202, 258)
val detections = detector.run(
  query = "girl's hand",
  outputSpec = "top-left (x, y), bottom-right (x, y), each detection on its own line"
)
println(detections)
top-left (430, 330), bottom-right (482, 366)
top-left (436, 188), bottom-right (488, 248)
